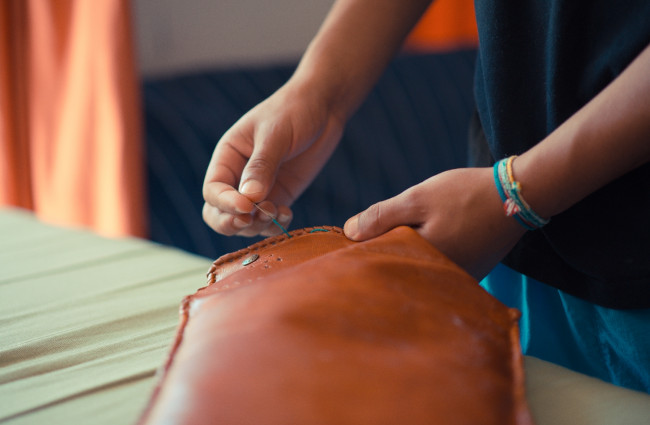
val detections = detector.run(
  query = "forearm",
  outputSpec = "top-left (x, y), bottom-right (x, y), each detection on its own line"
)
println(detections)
top-left (290, 0), bottom-right (433, 120)
top-left (515, 42), bottom-right (650, 218)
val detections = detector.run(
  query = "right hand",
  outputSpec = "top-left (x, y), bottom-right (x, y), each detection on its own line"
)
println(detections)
top-left (202, 81), bottom-right (345, 237)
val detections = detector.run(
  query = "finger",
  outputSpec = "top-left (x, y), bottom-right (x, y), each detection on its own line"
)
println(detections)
top-left (276, 205), bottom-right (293, 227)
top-left (235, 202), bottom-right (291, 237)
top-left (245, 202), bottom-right (293, 237)
top-left (203, 182), bottom-right (255, 215)
top-left (344, 190), bottom-right (421, 241)
top-left (237, 221), bottom-right (275, 237)
top-left (203, 126), bottom-right (257, 210)
top-left (203, 202), bottom-right (254, 236)
top-left (238, 124), bottom-right (290, 203)
top-left (252, 200), bottom-right (277, 224)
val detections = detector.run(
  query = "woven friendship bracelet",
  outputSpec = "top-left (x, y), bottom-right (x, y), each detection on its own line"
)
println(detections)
top-left (493, 156), bottom-right (550, 230)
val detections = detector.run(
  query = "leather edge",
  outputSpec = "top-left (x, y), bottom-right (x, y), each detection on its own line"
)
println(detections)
top-left (205, 226), bottom-right (343, 285)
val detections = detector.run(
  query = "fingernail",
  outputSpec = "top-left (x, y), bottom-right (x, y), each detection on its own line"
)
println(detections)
top-left (344, 216), bottom-right (359, 239)
top-left (233, 217), bottom-right (250, 228)
top-left (278, 212), bottom-right (291, 223)
top-left (240, 180), bottom-right (264, 196)
top-left (258, 211), bottom-right (272, 222)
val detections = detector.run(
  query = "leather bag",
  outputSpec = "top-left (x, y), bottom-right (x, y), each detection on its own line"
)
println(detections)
top-left (139, 226), bottom-right (533, 425)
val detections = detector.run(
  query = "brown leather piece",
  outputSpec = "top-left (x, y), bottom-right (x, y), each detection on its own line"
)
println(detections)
top-left (140, 226), bottom-right (533, 425)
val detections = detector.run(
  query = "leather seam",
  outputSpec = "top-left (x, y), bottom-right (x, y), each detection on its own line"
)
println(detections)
top-left (206, 226), bottom-right (342, 281)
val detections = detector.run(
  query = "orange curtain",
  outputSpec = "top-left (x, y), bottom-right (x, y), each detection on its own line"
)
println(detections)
top-left (0, 0), bottom-right (145, 238)
top-left (405, 0), bottom-right (478, 51)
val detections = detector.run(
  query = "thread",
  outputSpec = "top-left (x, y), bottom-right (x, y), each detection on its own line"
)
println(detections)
top-left (253, 203), bottom-right (292, 238)
top-left (309, 228), bottom-right (330, 233)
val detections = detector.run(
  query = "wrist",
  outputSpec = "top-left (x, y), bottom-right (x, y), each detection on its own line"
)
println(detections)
top-left (508, 43), bottom-right (650, 220)
top-left (290, 52), bottom-right (366, 122)
top-left (493, 156), bottom-right (551, 230)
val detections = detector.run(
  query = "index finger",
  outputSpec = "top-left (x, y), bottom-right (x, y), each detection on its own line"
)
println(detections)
top-left (203, 129), bottom-right (256, 213)
top-left (203, 181), bottom-right (254, 215)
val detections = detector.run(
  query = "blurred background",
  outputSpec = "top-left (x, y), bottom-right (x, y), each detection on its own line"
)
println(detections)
top-left (1, 0), bottom-right (478, 259)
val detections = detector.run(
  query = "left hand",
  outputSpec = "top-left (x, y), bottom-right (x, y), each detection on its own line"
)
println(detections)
top-left (343, 167), bottom-right (527, 280)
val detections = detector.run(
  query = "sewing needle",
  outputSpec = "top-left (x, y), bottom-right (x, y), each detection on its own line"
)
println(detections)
top-left (253, 203), bottom-right (291, 238)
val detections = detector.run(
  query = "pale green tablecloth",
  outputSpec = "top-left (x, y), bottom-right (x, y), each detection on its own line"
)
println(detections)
top-left (1, 209), bottom-right (649, 424)
top-left (0, 209), bottom-right (211, 424)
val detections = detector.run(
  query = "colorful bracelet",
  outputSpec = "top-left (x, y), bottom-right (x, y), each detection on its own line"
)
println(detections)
top-left (493, 156), bottom-right (550, 230)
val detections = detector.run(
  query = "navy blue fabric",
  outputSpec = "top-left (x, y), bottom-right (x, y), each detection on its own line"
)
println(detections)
top-left (473, 0), bottom-right (650, 308)
top-left (143, 50), bottom-right (475, 259)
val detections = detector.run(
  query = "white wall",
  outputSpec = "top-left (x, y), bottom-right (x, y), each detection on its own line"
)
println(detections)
top-left (133, 0), bottom-right (335, 77)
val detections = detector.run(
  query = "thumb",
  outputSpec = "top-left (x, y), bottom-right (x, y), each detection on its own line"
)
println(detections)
top-left (344, 193), bottom-right (416, 241)
top-left (238, 135), bottom-right (288, 203)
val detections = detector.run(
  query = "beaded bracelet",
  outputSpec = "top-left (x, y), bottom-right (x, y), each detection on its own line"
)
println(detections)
top-left (493, 156), bottom-right (549, 230)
